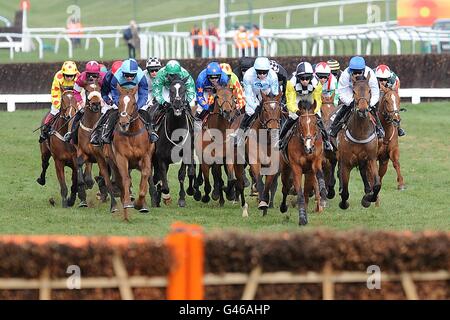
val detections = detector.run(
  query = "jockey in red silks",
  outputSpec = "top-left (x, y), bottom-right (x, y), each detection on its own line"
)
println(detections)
top-left (64, 61), bottom-right (107, 142)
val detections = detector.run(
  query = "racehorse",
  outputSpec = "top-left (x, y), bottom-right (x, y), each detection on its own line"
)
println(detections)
top-left (37, 90), bottom-right (79, 207)
top-left (320, 94), bottom-right (338, 199)
top-left (74, 83), bottom-right (118, 212)
top-left (194, 86), bottom-right (240, 207)
top-left (152, 77), bottom-right (195, 208)
top-left (242, 91), bottom-right (283, 216)
top-left (336, 73), bottom-right (381, 209)
top-left (110, 85), bottom-right (154, 221)
top-left (377, 86), bottom-right (405, 200)
top-left (279, 102), bottom-right (327, 226)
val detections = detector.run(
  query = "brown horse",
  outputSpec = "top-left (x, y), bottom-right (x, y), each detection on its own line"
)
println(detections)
top-left (320, 94), bottom-right (338, 199)
top-left (280, 105), bottom-right (327, 226)
top-left (37, 90), bottom-right (79, 207)
top-left (108, 85), bottom-right (154, 221)
top-left (377, 86), bottom-right (405, 198)
top-left (74, 83), bottom-right (118, 212)
top-left (243, 91), bottom-right (283, 216)
top-left (194, 86), bottom-right (241, 208)
top-left (336, 74), bottom-right (381, 209)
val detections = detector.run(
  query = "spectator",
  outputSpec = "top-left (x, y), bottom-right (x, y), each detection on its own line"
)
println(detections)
top-left (67, 17), bottom-right (82, 48)
top-left (206, 22), bottom-right (219, 57)
top-left (234, 25), bottom-right (250, 57)
top-left (250, 24), bottom-right (261, 56)
top-left (190, 24), bottom-right (203, 58)
top-left (123, 20), bottom-right (140, 59)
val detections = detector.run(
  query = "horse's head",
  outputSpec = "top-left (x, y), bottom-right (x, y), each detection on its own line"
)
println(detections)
top-left (352, 73), bottom-right (371, 118)
top-left (214, 86), bottom-right (236, 122)
top-left (297, 109), bottom-right (319, 155)
top-left (169, 76), bottom-right (188, 117)
top-left (380, 88), bottom-right (401, 126)
top-left (85, 83), bottom-right (102, 113)
top-left (117, 84), bottom-right (138, 132)
top-left (60, 90), bottom-right (77, 120)
top-left (260, 91), bottom-right (282, 129)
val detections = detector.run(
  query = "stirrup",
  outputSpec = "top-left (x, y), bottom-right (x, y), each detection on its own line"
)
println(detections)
top-left (63, 132), bottom-right (72, 142)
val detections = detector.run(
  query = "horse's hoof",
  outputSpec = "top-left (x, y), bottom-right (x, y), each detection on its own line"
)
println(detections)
top-left (219, 199), bottom-right (225, 207)
top-left (130, 194), bottom-right (136, 202)
top-left (212, 189), bottom-right (220, 201)
top-left (242, 203), bottom-right (249, 218)
top-left (320, 199), bottom-right (327, 208)
top-left (123, 203), bottom-right (134, 209)
top-left (268, 201), bottom-right (274, 209)
top-left (178, 199), bottom-right (186, 207)
top-left (139, 207), bottom-right (149, 213)
top-left (361, 197), bottom-right (371, 208)
top-left (327, 188), bottom-right (336, 199)
top-left (36, 177), bottom-right (45, 186)
top-left (398, 185), bottom-right (406, 191)
top-left (299, 210), bottom-right (308, 226)
top-left (258, 201), bottom-right (269, 210)
top-left (339, 200), bottom-right (349, 210)
top-left (201, 195), bottom-right (210, 203)
top-left (110, 207), bottom-right (119, 213)
top-left (308, 190), bottom-right (314, 198)
top-left (262, 208), bottom-right (268, 216)
top-left (49, 198), bottom-right (56, 206)
top-left (163, 198), bottom-right (172, 206)
top-left (194, 190), bottom-right (202, 201)
top-left (243, 178), bottom-right (250, 188)
top-left (85, 179), bottom-right (94, 190)
top-left (280, 203), bottom-right (288, 213)
top-left (78, 201), bottom-right (88, 208)
top-left (186, 187), bottom-right (194, 196)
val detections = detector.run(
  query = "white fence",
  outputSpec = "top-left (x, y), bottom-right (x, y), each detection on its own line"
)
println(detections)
top-left (2, 89), bottom-right (449, 112)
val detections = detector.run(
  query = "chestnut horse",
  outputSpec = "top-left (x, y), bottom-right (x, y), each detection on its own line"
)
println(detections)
top-left (336, 74), bottom-right (381, 209)
top-left (37, 90), bottom-right (79, 207)
top-left (194, 86), bottom-right (241, 208)
top-left (376, 86), bottom-right (405, 201)
top-left (75, 83), bottom-right (118, 212)
top-left (242, 92), bottom-right (283, 216)
top-left (279, 104), bottom-right (327, 226)
top-left (109, 85), bottom-right (155, 221)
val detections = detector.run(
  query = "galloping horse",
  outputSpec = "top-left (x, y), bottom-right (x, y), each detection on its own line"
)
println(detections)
top-left (279, 102), bottom-right (327, 226)
top-left (75, 83), bottom-right (118, 212)
top-left (243, 91), bottom-right (282, 216)
top-left (194, 86), bottom-right (238, 206)
top-left (37, 90), bottom-right (79, 207)
top-left (377, 86), bottom-right (405, 196)
top-left (110, 85), bottom-right (154, 221)
top-left (336, 73), bottom-right (381, 209)
top-left (152, 77), bottom-right (195, 208)
top-left (320, 94), bottom-right (338, 199)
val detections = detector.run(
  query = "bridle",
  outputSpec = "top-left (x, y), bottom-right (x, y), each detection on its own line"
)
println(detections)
top-left (259, 100), bottom-right (281, 129)
top-left (380, 90), bottom-right (400, 126)
top-left (209, 94), bottom-right (237, 123)
top-left (297, 112), bottom-right (319, 150)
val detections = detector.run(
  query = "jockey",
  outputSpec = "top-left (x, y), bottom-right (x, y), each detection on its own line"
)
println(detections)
top-left (99, 64), bottom-right (108, 73)
top-left (194, 61), bottom-right (229, 122)
top-left (65, 60), bottom-right (107, 142)
top-left (100, 58), bottom-right (149, 144)
top-left (39, 61), bottom-right (79, 143)
top-left (278, 62), bottom-right (333, 151)
top-left (269, 59), bottom-right (288, 106)
top-left (220, 62), bottom-right (246, 111)
top-left (90, 60), bottom-right (123, 146)
top-left (315, 61), bottom-right (339, 107)
top-left (230, 57), bottom-right (279, 146)
top-left (152, 60), bottom-right (196, 135)
top-left (327, 59), bottom-right (342, 81)
top-left (329, 56), bottom-right (383, 138)
top-left (143, 57), bottom-right (164, 141)
top-left (232, 56), bottom-right (256, 85)
top-left (374, 64), bottom-right (405, 136)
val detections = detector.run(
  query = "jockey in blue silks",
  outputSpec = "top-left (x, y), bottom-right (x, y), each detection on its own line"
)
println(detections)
top-left (194, 61), bottom-right (229, 122)
top-left (99, 58), bottom-right (151, 144)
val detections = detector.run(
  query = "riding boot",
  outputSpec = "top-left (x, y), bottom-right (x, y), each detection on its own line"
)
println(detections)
top-left (329, 103), bottom-right (352, 137)
top-left (64, 111), bottom-right (83, 143)
top-left (101, 110), bottom-right (119, 144)
top-left (315, 114), bottom-right (333, 151)
top-left (90, 110), bottom-right (110, 146)
top-left (39, 113), bottom-right (56, 143)
top-left (277, 116), bottom-right (296, 150)
top-left (232, 113), bottom-right (252, 146)
top-left (138, 109), bottom-right (157, 142)
top-left (194, 109), bottom-right (209, 132)
top-left (398, 126), bottom-right (406, 137)
top-left (370, 107), bottom-right (385, 138)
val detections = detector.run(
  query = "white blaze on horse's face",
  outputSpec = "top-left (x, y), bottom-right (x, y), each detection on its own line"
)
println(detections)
top-left (121, 96), bottom-right (131, 117)
top-left (270, 102), bottom-right (276, 110)
top-left (173, 83), bottom-right (181, 100)
top-left (391, 94), bottom-right (398, 111)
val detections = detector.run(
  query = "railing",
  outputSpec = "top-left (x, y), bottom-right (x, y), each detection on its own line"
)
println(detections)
top-left (2, 89), bottom-right (450, 112)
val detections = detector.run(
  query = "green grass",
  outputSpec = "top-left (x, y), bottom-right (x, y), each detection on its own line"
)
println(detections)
top-left (0, 0), bottom-right (398, 62)
top-left (0, 102), bottom-right (449, 238)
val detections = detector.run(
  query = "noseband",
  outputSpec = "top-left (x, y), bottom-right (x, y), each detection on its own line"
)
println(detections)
top-left (259, 100), bottom-right (280, 128)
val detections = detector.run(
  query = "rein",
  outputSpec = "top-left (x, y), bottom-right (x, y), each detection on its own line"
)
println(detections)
top-left (258, 100), bottom-right (280, 128)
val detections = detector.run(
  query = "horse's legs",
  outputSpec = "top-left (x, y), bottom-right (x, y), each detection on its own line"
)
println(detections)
top-left (357, 160), bottom-right (372, 208)
top-left (328, 157), bottom-right (337, 199)
top-left (160, 161), bottom-right (171, 206)
top-left (134, 155), bottom-right (151, 212)
top-left (83, 162), bottom-right (94, 189)
top-left (98, 156), bottom-right (118, 213)
top-left (152, 160), bottom-right (161, 207)
top-left (201, 163), bottom-right (211, 203)
top-left (186, 140), bottom-right (196, 196)
top-left (250, 163), bottom-right (266, 211)
top-left (261, 174), bottom-right (276, 216)
top-left (178, 163), bottom-right (187, 207)
top-left (291, 164), bottom-right (307, 226)
top-left (68, 162), bottom-right (78, 208)
top-left (338, 162), bottom-right (350, 210)
top-left (391, 149), bottom-right (405, 190)
top-left (115, 154), bottom-right (132, 220)
top-left (269, 172), bottom-right (279, 208)
top-left (193, 163), bottom-right (203, 201)
top-left (366, 160), bottom-right (381, 203)
top-left (235, 164), bottom-right (248, 217)
top-left (211, 164), bottom-right (221, 201)
top-left (54, 160), bottom-right (69, 208)
top-left (76, 155), bottom-right (88, 207)
top-left (225, 163), bottom-right (237, 202)
top-left (280, 166), bottom-right (290, 214)
top-left (37, 145), bottom-right (51, 186)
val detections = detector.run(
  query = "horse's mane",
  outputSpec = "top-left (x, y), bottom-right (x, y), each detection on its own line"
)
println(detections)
top-left (354, 75), bottom-right (366, 81)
